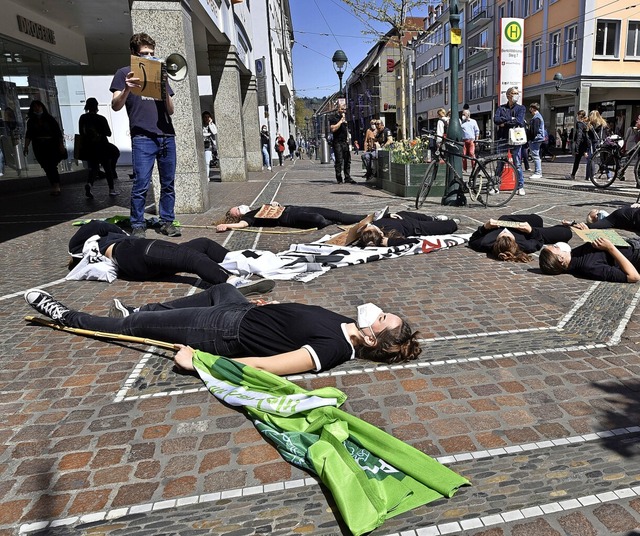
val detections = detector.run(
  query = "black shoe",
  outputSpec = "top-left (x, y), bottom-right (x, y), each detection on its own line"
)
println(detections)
top-left (131, 227), bottom-right (146, 238)
top-left (109, 298), bottom-right (136, 318)
top-left (24, 289), bottom-right (70, 324)
top-left (160, 222), bottom-right (182, 237)
top-left (85, 183), bottom-right (94, 199)
top-left (336, 179), bottom-right (343, 184)
top-left (344, 178), bottom-right (357, 184)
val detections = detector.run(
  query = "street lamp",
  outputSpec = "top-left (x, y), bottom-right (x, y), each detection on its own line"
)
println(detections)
top-left (332, 49), bottom-right (348, 96)
top-left (442, 0), bottom-right (467, 206)
top-left (553, 73), bottom-right (579, 95)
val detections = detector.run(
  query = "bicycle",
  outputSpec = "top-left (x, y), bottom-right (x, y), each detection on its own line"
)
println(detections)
top-left (590, 134), bottom-right (640, 188)
top-left (415, 133), bottom-right (519, 209)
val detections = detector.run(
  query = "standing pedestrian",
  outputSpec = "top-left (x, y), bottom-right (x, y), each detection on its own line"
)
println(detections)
top-left (566, 110), bottom-right (589, 181)
top-left (460, 110), bottom-right (479, 173)
top-left (275, 133), bottom-right (285, 166)
top-left (287, 134), bottom-right (297, 160)
top-left (202, 111), bottom-right (217, 178)
top-left (23, 100), bottom-right (65, 196)
top-left (329, 102), bottom-right (356, 184)
top-left (260, 125), bottom-right (272, 171)
top-left (110, 32), bottom-right (180, 238)
top-left (493, 87), bottom-right (526, 196)
top-left (586, 110), bottom-right (609, 183)
top-left (527, 103), bottom-right (545, 180)
top-left (79, 97), bottom-right (119, 198)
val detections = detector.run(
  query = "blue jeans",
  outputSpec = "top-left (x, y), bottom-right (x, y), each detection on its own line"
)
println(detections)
top-left (261, 145), bottom-right (271, 167)
top-left (529, 141), bottom-right (542, 174)
top-left (131, 135), bottom-right (177, 228)
top-left (64, 284), bottom-right (253, 356)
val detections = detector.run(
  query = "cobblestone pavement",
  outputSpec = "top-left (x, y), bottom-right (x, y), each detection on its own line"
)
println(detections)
top-left (3, 155), bottom-right (640, 536)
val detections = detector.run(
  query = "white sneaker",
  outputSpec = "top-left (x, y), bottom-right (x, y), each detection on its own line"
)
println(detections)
top-left (229, 277), bottom-right (276, 296)
top-left (434, 215), bottom-right (450, 221)
top-left (530, 173), bottom-right (542, 179)
top-left (517, 188), bottom-right (526, 196)
top-left (267, 166), bottom-right (272, 171)
top-left (488, 188), bottom-right (499, 195)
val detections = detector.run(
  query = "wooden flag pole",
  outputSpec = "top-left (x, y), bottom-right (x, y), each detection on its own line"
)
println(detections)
top-left (180, 224), bottom-right (317, 234)
top-left (24, 316), bottom-right (178, 350)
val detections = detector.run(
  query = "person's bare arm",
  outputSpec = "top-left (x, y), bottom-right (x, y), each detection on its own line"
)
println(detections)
top-left (330, 114), bottom-right (346, 133)
top-left (593, 237), bottom-right (640, 282)
top-left (165, 93), bottom-right (174, 116)
top-left (174, 346), bottom-right (315, 376)
top-left (234, 348), bottom-right (316, 376)
top-left (216, 221), bottom-right (249, 232)
top-left (112, 72), bottom-right (140, 111)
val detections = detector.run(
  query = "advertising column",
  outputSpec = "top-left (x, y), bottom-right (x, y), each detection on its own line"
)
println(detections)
top-left (498, 18), bottom-right (524, 105)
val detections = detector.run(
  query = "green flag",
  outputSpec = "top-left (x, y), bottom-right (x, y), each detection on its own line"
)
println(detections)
top-left (193, 351), bottom-right (470, 536)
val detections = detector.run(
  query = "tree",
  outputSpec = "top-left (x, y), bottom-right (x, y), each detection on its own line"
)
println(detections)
top-left (341, 0), bottom-right (425, 140)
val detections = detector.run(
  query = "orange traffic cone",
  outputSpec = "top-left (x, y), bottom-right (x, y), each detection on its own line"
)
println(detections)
top-left (500, 149), bottom-right (516, 191)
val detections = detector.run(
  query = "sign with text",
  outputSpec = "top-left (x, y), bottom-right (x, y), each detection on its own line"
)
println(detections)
top-left (498, 18), bottom-right (524, 105)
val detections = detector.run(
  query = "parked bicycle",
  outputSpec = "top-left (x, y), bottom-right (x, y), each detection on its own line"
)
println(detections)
top-left (590, 134), bottom-right (639, 188)
top-left (415, 133), bottom-right (519, 209)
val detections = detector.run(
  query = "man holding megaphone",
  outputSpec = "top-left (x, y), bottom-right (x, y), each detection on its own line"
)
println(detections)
top-left (110, 33), bottom-right (181, 238)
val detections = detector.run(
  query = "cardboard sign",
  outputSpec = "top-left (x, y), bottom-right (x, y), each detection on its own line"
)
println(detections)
top-left (325, 214), bottom-right (374, 246)
top-left (575, 228), bottom-right (629, 247)
top-left (130, 55), bottom-right (166, 100)
top-left (254, 204), bottom-right (286, 219)
top-left (492, 220), bottom-right (528, 230)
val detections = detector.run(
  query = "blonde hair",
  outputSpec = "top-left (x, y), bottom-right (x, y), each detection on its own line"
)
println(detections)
top-left (588, 110), bottom-right (607, 129)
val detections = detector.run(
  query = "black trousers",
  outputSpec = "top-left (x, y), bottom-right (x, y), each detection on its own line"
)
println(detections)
top-left (280, 206), bottom-right (365, 229)
top-left (333, 141), bottom-right (351, 182)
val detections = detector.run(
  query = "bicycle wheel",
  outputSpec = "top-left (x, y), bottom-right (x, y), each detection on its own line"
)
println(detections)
top-left (470, 156), bottom-right (518, 207)
top-left (590, 147), bottom-right (619, 188)
top-left (415, 160), bottom-right (438, 209)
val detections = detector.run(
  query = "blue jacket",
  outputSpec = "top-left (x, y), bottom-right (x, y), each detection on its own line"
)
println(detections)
top-left (494, 102), bottom-right (526, 142)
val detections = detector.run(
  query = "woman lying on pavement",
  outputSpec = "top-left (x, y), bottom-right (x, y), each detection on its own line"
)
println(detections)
top-left (539, 237), bottom-right (640, 283)
top-left (469, 214), bottom-right (572, 262)
top-left (24, 285), bottom-right (422, 375)
top-left (68, 220), bottom-right (274, 295)
top-left (563, 206), bottom-right (640, 231)
top-left (215, 203), bottom-right (367, 232)
top-left (356, 211), bottom-right (458, 247)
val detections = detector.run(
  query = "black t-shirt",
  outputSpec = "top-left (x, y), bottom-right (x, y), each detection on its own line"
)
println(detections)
top-left (568, 242), bottom-right (640, 282)
top-left (376, 127), bottom-right (392, 146)
top-left (238, 303), bottom-right (355, 372)
top-left (110, 66), bottom-right (175, 137)
top-left (329, 112), bottom-right (348, 143)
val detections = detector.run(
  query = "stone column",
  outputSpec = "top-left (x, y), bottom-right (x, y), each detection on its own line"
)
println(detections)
top-left (130, 0), bottom-right (209, 214)
top-left (208, 44), bottom-right (247, 181)
top-left (242, 75), bottom-right (262, 171)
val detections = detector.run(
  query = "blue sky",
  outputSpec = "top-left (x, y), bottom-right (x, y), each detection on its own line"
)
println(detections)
top-left (289, 0), bottom-right (392, 99)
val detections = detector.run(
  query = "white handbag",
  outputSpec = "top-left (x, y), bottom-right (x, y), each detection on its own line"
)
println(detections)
top-left (508, 127), bottom-right (527, 146)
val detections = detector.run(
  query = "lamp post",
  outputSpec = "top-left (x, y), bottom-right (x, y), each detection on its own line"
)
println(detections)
top-left (332, 49), bottom-right (348, 96)
top-left (442, 0), bottom-right (466, 206)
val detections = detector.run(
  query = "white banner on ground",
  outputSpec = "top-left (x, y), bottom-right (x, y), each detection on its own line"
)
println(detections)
top-left (499, 18), bottom-right (524, 105)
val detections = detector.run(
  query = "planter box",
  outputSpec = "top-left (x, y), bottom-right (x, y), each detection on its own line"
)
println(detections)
top-left (377, 150), bottom-right (445, 199)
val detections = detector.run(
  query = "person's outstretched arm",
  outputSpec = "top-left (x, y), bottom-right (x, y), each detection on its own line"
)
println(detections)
top-left (216, 220), bottom-right (249, 232)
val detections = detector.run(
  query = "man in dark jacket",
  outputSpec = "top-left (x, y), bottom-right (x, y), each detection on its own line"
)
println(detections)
top-left (329, 102), bottom-right (356, 184)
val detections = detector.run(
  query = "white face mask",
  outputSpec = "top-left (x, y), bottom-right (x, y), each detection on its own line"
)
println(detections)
top-left (554, 242), bottom-right (572, 253)
top-left (510, 94), bottom-right (519, 103)
top-left (357, 303), bottom-right (382, 330)
top-left (238, 205), bottom-right (251, 215)
top-left (498, 228), bottom-right (514, 239)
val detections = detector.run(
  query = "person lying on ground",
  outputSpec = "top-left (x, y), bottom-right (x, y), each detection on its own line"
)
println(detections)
top-left (356, 211), bottom-right (459, 247)
top-left (562, 206), bottom-right (640, 231)
top-left (215, 203), bottom-right (368, 232)
top-left (539, 237), bottom-right (640, 283)
top-left (68, 220), bottom-right (274, 295)
top-left (469, 214), bottom-right (572, 262)
top-left (24, 285), bottom-right (422, 375)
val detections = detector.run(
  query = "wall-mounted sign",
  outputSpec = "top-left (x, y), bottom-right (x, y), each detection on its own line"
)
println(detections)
top-left (498, 18), bottom-right (524, 105)
top-left (17, 15), bottom-right (56, 45)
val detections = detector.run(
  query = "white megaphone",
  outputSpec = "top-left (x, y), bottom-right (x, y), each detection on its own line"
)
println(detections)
top-left (165, 53), bottom-right (188, 81)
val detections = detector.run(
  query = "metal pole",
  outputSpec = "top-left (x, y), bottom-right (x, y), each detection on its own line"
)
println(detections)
top-left (442, 0), bottom-right (466, 206)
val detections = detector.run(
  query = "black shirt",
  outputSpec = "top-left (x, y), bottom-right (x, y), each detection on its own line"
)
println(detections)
top-left (329, 112), bottom-right (348, 143)
top-left (568, 242), bottom-right (640, 282)
top-left (376, 127), bottom-right (392, 146)
top-left (238, 304), bottom-right (355, 371)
